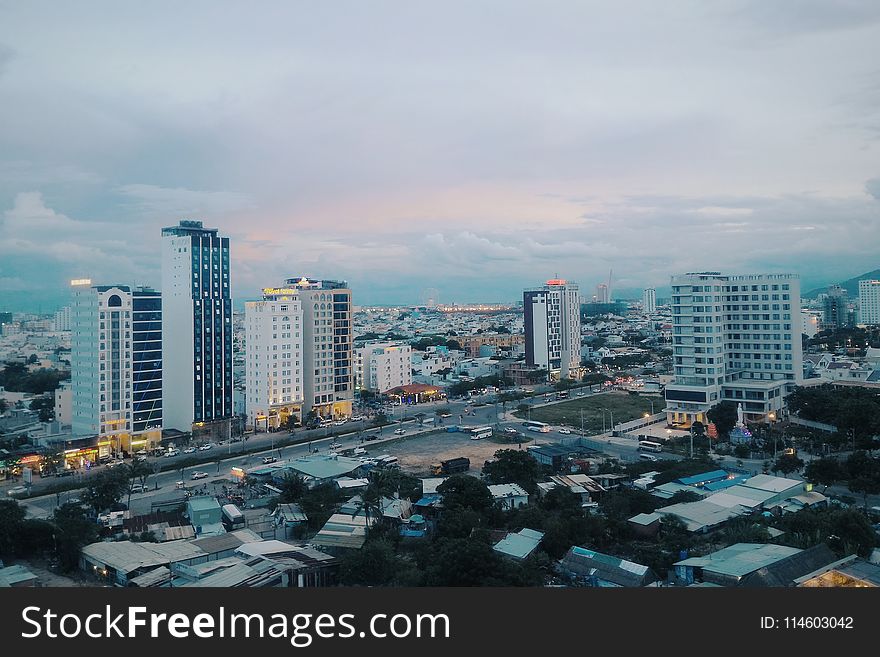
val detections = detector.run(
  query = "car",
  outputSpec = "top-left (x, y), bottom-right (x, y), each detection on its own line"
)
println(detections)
top-left (365, 434), bottom-right (378, 441)
top-left (191, 471), bottom-right (209, 480)
top-left (558, 428), bottom-right (572, 435)
top-left (7, 486), bottom-right (28, 497)
top-left (175, 481), bottom-right (187, 490)
top-left (135, 449), bottom-right (148, 456)
top-left (183, 446), bottom-right (197, 454)
top-left (165, 449), bottom-right (180, 457)
top-left (504, 427), bottom-right (518, 434)
top-left (350, 415), bottom-right (365, 422)
top-left (576, 392), bottom-right (585, 397)
top-left (130, 484), bottom-right (147, 494)
top-left (68, 497), bottom-right (82, 505)
top-left (106, 460), bottom-right (125, 468)
top-left (262, 456), bottom-right (278, 464)
top-left (353, 447), bottom-right (367, 455)
top-left (198, 444), bottom-right (213, 451)
top-left (393, 428), bottom-right (406, 435)
top-left (333, 419), bottom-right (348, 426)
top-left (55, 469), bottom-right (75, 477)
top-left (329, 442), bottom-right (342, 450)
top-left (439, 412), bottom-right (452, 418)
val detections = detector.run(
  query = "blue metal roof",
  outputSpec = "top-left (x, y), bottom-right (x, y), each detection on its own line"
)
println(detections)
top-left (703, 475), bottom-right (750, 492)
top-left (677, 470), bottom-right (730, 487)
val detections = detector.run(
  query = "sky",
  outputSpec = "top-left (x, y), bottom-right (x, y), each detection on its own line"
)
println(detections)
top-left (1, 0), bottom-right (879, 312)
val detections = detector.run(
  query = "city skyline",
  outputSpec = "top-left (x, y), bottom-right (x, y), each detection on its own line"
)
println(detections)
top-left (2, 2), bottom-right (880, 312)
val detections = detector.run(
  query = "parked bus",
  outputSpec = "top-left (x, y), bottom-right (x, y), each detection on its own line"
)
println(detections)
top-left (637, 440), bottom-right (663, 453)
top-left (470, 426), bottom-right (493, 440)
top-left (522, 420), bottom-right (551, 433)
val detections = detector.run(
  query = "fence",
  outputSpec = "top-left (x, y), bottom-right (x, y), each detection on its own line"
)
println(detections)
top-left (789, 416), bottom-right (838, 433)
top-left (613, 412), bottom-right (666, 435)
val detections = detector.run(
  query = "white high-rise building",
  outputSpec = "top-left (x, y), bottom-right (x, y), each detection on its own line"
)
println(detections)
top-left (71, 282), bottom-right (133, 448)
top-left (858, 279), bottom-right (880, 325)
top-left (355, 342), bottom-right (412, 393)
top-left (281, 277), bottom-right (354, 419)
top-left (642, 288), bottom-right (657, 314)
top-left (664, 272), bottom-right (802, 427)
top-left (245, 288), bottom-right (304, 430)
top-left (53, 306), bottom-right (71, 332)
top-left (524, 278), bottom-right (581, 378)
top-left (161, 220), bottom-right (233, 435)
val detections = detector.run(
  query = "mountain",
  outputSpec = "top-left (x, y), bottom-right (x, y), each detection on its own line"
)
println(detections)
top-left (803, 268), bottom-right (880, 299)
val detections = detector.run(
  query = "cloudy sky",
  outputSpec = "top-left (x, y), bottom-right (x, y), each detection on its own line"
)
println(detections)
top-left (1, 1), bottom-right (879, 311)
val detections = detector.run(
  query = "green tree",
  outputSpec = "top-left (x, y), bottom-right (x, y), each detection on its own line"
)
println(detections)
top-left (53, 502), bottom-right (98, 571)
top-left (482, 449), bottom-right (541, 494)
top-left (772, 453), bottom-right (805, 476)
top-left (81, 467), bottom-right (129, 514)
top-left (278, 473), bottom-right (307, 503)
top-left (372, 412), bottom-right (389, 428)
top-left (338, 539), bottom-right (403, 586)
top-left (436, 475), bottom-right (493, 513)
top-left (0, 499), bottom-right (26, 557)
top-left (706, 401), bottom-right (738, 438)
top-left (804, 457), bottom-right (844, 493)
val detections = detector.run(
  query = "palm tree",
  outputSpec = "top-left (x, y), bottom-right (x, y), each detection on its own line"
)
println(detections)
top-left (350, 469), bottom-right (395, 535)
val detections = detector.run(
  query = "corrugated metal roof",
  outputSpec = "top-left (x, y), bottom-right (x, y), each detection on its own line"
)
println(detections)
top-left (674, 543), bottom-right (802, 578)
top-left (741, 474), bottom-right (803, 493)
top-left (81, 540), bottom-right (204, 574)
top-left (493, 528), bottom-right (544, 560)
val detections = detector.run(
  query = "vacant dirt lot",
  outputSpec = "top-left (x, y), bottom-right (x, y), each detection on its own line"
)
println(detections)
top-left (382, 429), bottom-right (539, 476)
top-left (513, 391), bottom-right (663, 432)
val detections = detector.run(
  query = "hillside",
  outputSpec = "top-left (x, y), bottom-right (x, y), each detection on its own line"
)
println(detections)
top-left (803, 268), bottom-right (880, 299)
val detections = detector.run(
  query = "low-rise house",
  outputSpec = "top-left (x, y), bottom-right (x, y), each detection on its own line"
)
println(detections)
top-left (493, 528), bottom-right (544, 561)
top-left (537, 474), bottom-right (605, 505)
top-left (673, 543), bottom-right (838, 587)
top-left (310, 514), bottom-right (374, 553)
top-left (186, 496), bottom-right (224, 536)
top-left (557, 546), bottom-right (658, 587)
top-left (488, 483), bottom-right (529, 510)
top-left (0, 564), bottom-right (39, 587)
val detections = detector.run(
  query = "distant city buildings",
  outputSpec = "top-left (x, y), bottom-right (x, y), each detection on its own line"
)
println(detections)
top-left (523, 278), bottom-right (581, 378)
top-left (131, 287), bottom-right (162, 434)
top-left (244, 287), bottom-right (304, 430)
top-left (354, 342), bottom-right (412, 393)
top-left (161, 220), bottom-right (233, 436)
top-left (664, 272), bottom-right (802, 427)
top-left (53, 306), bottom-right (71, 332)
top-left (858, 279), bottom-right (880, 325)
top-left (70, 281), bottom-right (160, 459)
top-left (642, 288), bottom-right (657, 314)
top-left (282, 277), bottom-right (353, 419)
top-left (822, 284), bottom-right (850, 331)
top-left (596, 283), bottom-right (609, 304)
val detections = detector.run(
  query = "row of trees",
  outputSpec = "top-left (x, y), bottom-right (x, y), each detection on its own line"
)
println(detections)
top-left (786, 384), bottom-right (880, 450)
top-left (0, 499), bottom-right (98, 571)
top-left (0, 362), bottom-right (70, 394)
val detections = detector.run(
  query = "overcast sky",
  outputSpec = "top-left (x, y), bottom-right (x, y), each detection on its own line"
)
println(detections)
top-left (1, 1), bottom-right (879, 311)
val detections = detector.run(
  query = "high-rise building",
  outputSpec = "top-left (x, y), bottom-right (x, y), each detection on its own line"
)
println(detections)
top-left (523, 278), bottom-right (581, 378)
top-left (71, 282), bottom-right (133, 453)
top-left (245, 287), bottom-right (304, 430)
top-left (161, 220), bottom-right (233, 435)
top-left (822, 285), bottom-right (849, 331)
top-left (131, 287), bottom-right (162, 433)
top-left (596, 283), bottom-right (609, 304)
top-left (355, 342), bottom-right (412, 393)
top-left (858, 280), bottom-right (880, 325)
top-left (53, 306), bottom-right (71, 332)
top-left (642, 288), bottom-right (657, 314)
top-left (282, 277), bottom-right (353, 419)
top-left (664, 272), bottom-right (802, 427)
